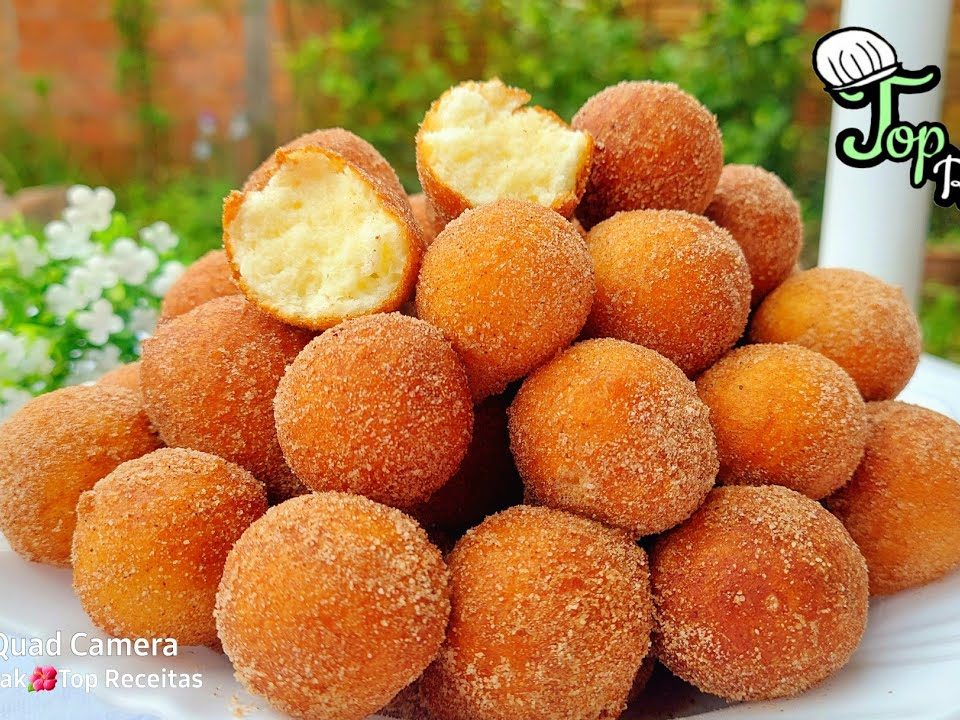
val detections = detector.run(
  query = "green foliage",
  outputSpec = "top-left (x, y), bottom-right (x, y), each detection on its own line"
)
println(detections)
top-left (111, 0), bottom-right (170, 176)
top-left (921, 283), bottom-right (960, 362)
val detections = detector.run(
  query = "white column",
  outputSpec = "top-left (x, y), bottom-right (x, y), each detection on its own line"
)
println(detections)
top-left (818, 0), bottom-right (953, 309)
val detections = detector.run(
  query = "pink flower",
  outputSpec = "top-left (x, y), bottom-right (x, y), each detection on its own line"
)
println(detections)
top-left (28, 665), bottom-right (57, 692)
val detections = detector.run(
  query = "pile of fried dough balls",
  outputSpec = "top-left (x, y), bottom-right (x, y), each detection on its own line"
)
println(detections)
top-left (2, 78), bottom-right (960, 720)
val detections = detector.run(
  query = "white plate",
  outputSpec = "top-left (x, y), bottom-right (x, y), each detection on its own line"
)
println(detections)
top-left (2, 354), bottom-right (959, 720)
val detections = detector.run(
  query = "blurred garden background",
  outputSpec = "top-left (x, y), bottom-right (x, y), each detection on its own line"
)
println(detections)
top-left (1, 0), bottom-right (958, 416)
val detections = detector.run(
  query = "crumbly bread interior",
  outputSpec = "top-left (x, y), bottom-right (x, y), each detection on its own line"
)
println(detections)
top-left (422, 80), bottom-right (589, 207)
top-left (228, 150), bottom-right (408, 321)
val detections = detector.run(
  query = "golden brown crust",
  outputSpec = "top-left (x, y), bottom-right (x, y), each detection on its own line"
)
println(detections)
top-left (215, 492), bottom-right (450, 720)
top-left (696, 344), bottom-right (867, 499)
top-left (652, 485), bottom-right (869, 702)
top-left (705, 164), bottom-right (803, 305)
top-left (0, 386), bottom-right (162, 566)
top-left (72, 448), bottom-right (267, 647)
top-left (572, 81), bottom-right (723, 228)
top-left (421, 505), bottom-right (652, 720)
top-left (415, 199), bottom-right (595, 401)
top-left (98, 361), bottom-right (142, 393)
top-left (274, 313), bottom-right (474, 509)
top-left (243, 127), bottom-right (406, 198)
top-left (409, 393), bottom-right (523, 533)
top-left (749, 267), bottom-right (922, 401)
top-left (224, 145), bottom-right (424, 331)
top-left (140, 295), bottom-right (313, 503)
top-left (408, 192), bottom-right (445, 245)
top-left (826, 401), bottom-right (960, 594)
top-left (583, 209), bottom-right (751, 376)
top-left (159, 250), bottom-right (239, 320)
top-left (415, 80), bottom-right (593, 226)
top-left (509, 339), bottom-right (718, 537)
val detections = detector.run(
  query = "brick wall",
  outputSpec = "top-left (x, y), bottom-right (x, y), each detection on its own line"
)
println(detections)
top-left (3, 0), bottom-right (959, 181)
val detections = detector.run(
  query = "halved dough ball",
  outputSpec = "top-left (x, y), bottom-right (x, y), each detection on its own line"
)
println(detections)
top-left (416, 79), bottom-right (593, 226)
top-left (705, 164), bottom-right (803, 304)
top-left (72, 448), bottom-right (267, 646)
top-left (826, 401), bottom-right (960, 594)
top-left (572, 81), bottom-right (723, 228)
top-left (415, 199), bottom-right (594, 400)
top-left (274, 313), bottom-right (473, 509)
top-left (98, 361), bottom-right (141, 392)
top-left (750, 267), bottom-right (921, 400)
top-left (0, 386), bottom-right (161, 566)
top-left (224, 145), bottom-right (423, 330)
top-left (421, 505), bottom-right (652, 720)
top-left (652, 485), bottom-right (868, 702)
top-left (160, 249), bottom-right (239, 320)
top-left (584, 209), bottom-right (751, 376)
top-left (216, 492), bottom-right (450, 720)
top-left (244, 127), bottom-right (406, 199)
top-left (141, 295), bottom-right (313, 502)
top-left (697, 344), bottom-right (867, 499)
top-left (510, 339), bottom-right (717, 537)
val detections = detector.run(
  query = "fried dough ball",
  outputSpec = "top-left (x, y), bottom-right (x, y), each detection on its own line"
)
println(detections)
top-left (244, 127), bottom-right (406, 199)
top-left (826, 401), bottom-right (960, 594)
top-left (696, 344), bottom-right (867, 499)
top-left (705, 164), bottom-right (803, 304)
top-left (98, 361), bottom-right (141, 392)
top-left (584, 210), bottom-right (751, 376)
top-left (421, 505), bottom-right (652, 720)
top-left (652, 485), bottom-right (869, 702)
top-left (216, 492), bottom-right (450, 720)
top-left (572, 81), bottom-right (723, 228)
top-left (750, 268), bottom-right (921, 400)
top-left (159, 250), bottom-right (239, 320)
top-left (224, 144), bottom-right (423, 330)
top-left (408, 192), bottom-right (444, 245)
top-left (415, 199), bottom-right (594, 400)
top-left (416, 79), bottom-right (593, 226)
top-left (509, 339), bottom-right (717, 537)
top-left (274, 313), bottom-right (473, 509)
top-left (140, 295), bottom-right (312, 502)
top-left (72, 448), bottom-right (266, 646)
top-left (410, 393), bottom-right (522, 533)
top-left (0, 386), bottom-right (161, 566)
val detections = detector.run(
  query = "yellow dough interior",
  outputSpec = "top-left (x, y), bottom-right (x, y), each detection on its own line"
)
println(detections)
top-left (228, 150), bottom-right (407, 321)
top-left (422, 80), bottom-right (590, 207)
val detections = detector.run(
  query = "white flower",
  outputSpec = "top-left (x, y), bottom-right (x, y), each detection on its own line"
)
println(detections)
top-left (44, 283), bottom-right (84, 318)
top-left (139, 221), bottom-right (179, 253)
top-left (64, 255), bottom-right (117, 306)
top-left (228, 112), bottom-right (250, 141)
top-left (198, 112), bottom-right (217, 137)
top-left (0, 388), bottom-right (34, 423)
top-left (45, 220), bottom-right (94, 260)
top-left (0, 331), bottom-right (26, 374)
top-left (13, 235), bottom-right (47, 276)
top-left (108, 238), bottom-right (158, 285)
top-left (192, 138), bottom-right (212, 162)
top-left (130, 306), bottom-right (158, 338)
top-left (66, 345), bottom-right (122, 385)
top-left (150, 261), bottom-right (185, 297)
top-left (75, 298), bottom-right (124, 345)
top-left (64, 185), bottom-right (116, 232)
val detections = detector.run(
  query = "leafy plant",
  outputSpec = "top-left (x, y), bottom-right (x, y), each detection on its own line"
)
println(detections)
top-left (921, 283), bottom-right (960, 363)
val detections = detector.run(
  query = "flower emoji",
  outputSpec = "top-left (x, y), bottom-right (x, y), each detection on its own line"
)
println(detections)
top-left (108, 238), bottom-right (159, 285)
top-left (76, 298), bottom-right (124, 346)
top-left (44, 220), bottom-right (94, 261)
top-left (813, 27), bottom-right (900, 91)
top-left (64, 185), bottom-right (116, 233)
top-left (139, 221), bottom-right (179, 253)
top-left (28, 666), bottom-right (57, 692)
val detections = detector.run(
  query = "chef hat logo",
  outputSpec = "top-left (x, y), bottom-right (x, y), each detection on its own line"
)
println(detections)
top-left (813, 27), bottom-right (901, 91)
